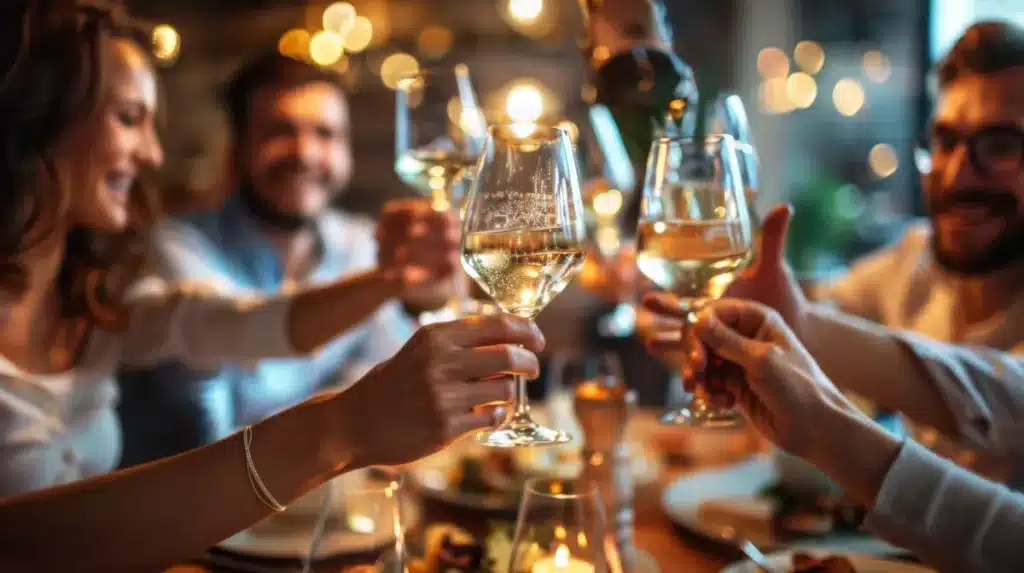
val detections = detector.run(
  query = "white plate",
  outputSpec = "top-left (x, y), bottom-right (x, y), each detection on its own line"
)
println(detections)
top-left (720, 550), bottom-right (935, 573)
top-left (661, 456), bottom-right (907, 556)
top-left (216, 471), bottom-right (421, 560)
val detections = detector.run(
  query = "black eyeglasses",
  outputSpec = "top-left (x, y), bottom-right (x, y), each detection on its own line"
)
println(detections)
top-left (925, 123), bottom-right (1024, 178)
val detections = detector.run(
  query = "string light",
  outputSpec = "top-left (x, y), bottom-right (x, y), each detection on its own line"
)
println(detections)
top-left (309, 30), bottom-right (344, 67)
top-left (151, 24), bottom-right (180, 63)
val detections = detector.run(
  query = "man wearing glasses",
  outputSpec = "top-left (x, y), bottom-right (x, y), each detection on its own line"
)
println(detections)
top-left (642, 17), bottom-right (1024, 508)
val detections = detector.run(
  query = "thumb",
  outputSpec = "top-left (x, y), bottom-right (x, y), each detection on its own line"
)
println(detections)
top-left (754, 204), bottom-right (792, 273)
top-left (693, 309), bottom-right (765, 370)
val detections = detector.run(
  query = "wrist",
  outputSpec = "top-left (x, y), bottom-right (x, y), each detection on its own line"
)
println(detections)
top-left (808, 402), bottom-right (902, 507)
top-left (309, 390), bottom-right (364, 478)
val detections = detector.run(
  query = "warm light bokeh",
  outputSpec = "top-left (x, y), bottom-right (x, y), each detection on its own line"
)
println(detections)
top-left (322, 2), bottom-right (356, 35)
top-left (757, 47), bottom-right (790, 79)
top-left (380, 53), bottom-right (420, 89)
top-left (786, 72), bottom-right (817, 109)
top-left (310, 30), bottom-right (344, 66)
top-left (152, 24), bottom-right (180, 63)
top-left (505, 83), bottom-right (544, 123)
top-left (278, 28), bottom-right (311, 60)
top-left (863, 50), bottom-right (892, 83)
top-left (793, 40), bottom-right (824, 74)
top-left (345, 16), bottom-right (374, 53)
top-left (833, 78), bottom-right (866, 116)
top-left (869, 143), bottom-right (899, 178)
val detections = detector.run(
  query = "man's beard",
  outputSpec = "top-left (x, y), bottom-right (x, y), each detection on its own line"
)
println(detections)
top-left (927, 185), bottom-right (1024, 276)
top-left (237, 179), bottom-right (315, 232)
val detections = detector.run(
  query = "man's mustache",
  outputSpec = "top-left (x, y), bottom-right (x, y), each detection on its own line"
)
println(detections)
top-left (265, 158), bottom-right (332, 185)
top-left (928, 188), bottom-right (1018, 214)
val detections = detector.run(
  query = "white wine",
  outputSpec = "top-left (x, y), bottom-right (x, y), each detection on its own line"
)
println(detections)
top-left (636, 220), bottom-right (751, 308)
top-left (395, 149), bottom-right (477, 210)
top-left (462, 228), bottom-right (586, 319)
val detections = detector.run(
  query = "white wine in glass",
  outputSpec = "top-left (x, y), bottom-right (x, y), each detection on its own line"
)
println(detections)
top-left (461, 124), bottom-right (587, 448)
top-left (394, 149), bottom-right (478, 212)
top-left (637, 135), bottom-right (754, 427)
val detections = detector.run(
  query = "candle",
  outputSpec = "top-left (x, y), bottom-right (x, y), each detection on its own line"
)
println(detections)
top-left (531, 544), bottom-right (595, 573)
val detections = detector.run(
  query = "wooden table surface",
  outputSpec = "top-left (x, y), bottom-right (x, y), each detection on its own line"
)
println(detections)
top-left (168, 416), bottom-right (759, 573)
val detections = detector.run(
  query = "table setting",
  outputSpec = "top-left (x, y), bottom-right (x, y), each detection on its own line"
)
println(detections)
top-left (166, 74), bottom-right (933, 573)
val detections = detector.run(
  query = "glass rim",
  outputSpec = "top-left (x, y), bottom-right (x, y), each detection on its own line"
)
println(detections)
top-left (652, 133), bottom-right (737, 146)
top-left (487, 123), bottom-right (572, 142)
top-left (523, 477), bottom-right (599, 499)
top-left (337, 466), bottom-right (405, 495)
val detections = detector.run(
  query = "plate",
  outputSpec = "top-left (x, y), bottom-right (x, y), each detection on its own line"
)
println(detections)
top-left (216, 471), bottom-right (421, 560)
top-left (661, 456), bottom-right (907, 556)
top-left (720, 550), bottom-right (935, 573)
top-left (410, 415), bottom-right (662, 513)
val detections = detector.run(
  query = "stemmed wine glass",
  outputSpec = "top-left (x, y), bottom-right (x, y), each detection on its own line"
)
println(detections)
top-left (461, 124), bottom-right (588, 448)
top-left (508, 478), bottom-right (611, 573)
top-left (395, 64), bottom-right (486, 320)
top-left (636, 135), bottom-right (754, 427)
top-left (706, 93), bottom-right (760, 227)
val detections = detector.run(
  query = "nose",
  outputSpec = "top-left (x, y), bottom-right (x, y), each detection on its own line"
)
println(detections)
top-left (138, 125), bottom-right (164, 169)
top-left (292, 132), bottom-right (322, 168)
top-left (940, 142), bottom-right (981, 190)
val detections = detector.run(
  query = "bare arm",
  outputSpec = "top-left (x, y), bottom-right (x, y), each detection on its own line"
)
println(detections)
top-left (0, 394), bottom-right (348, 573)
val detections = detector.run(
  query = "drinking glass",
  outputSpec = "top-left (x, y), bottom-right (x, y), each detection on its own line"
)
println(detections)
top-left (508, 478), bottom-right (611, 573)
top-left (636, 134), bottom-right (754, 427)
top-left (304, 468), bottom-right (407, 570)
top-left (706, 93), bottom-right (760, 227)
top-left (395, 64), bottom-right (486, 321)
top-left (461, 124), bottom-right (588, 447)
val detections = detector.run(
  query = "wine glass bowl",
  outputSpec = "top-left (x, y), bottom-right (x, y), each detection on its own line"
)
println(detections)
top-left (461, 124), bottom-right (587, 448)
top-left (394, 65), bottom-right (485, 212)
top-left (636, 134), bottom-right (754, 427)
top-left (508, 478), bottom-right (611, 573)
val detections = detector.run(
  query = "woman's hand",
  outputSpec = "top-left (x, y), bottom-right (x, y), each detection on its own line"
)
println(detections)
top-left (331, 314), bottom-right (545, 468)
top-left (690, 299), bottom-right (901, 505)
top-left (376, 198), bottom-right (461, 310)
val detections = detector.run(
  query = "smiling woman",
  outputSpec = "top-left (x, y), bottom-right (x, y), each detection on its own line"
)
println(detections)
top-left (0, 1), bottom-right (161, 329)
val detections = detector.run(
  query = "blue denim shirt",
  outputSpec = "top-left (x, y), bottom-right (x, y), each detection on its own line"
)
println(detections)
top-left (117, 195), bottom-right (416, 466)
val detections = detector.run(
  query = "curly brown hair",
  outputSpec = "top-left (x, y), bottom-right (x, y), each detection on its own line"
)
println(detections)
top-left (0, 0), bottom-right (161, 329)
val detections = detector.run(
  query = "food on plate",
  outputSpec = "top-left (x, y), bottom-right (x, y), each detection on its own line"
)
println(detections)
top-left (698, 491), bottom-right (866, 545)
top-left (423, 524), bottom-right (493, 573)
top-left (782, 552), bottom-right (857, 572)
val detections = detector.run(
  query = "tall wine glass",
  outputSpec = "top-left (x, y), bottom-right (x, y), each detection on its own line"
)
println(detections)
top-left (636, 135), bottom-right (754, 427)
top-left (508, 479), bottom-right (611, 573)
top-left (395, 64), bottom-right (486, 321)
top-left (461, 124), bottom-right (588, 448)
top-left (706, 93), bottom-right (760, 226)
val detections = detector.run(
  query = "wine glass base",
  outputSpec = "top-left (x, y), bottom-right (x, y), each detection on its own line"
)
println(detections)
top-left (659, 405), bottom-right (741, 429)
top-left (474, 422), bottom-right (571, 448)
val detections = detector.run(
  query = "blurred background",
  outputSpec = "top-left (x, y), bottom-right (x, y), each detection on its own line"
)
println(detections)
top-left (128, 0), bottom-right (1024, 275)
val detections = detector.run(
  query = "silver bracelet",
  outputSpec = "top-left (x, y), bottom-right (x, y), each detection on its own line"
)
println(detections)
top-left (242, 425), bottom-right (287, 512)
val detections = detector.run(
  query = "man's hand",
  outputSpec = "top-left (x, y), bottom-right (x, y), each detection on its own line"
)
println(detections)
top-left (639, 204), bottom-right (809, 373)
top-left (376, 198), bottom-right (461, 311)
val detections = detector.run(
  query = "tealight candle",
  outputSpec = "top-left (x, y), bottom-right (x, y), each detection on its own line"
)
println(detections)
top-left (531, 544), bottom-right (595, 573)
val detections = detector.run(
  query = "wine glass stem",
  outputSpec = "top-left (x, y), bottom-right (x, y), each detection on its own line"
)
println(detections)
top-left (512, 373), bottom-right (531, 417)
top-left (683, 306), bottom-right (713, 407)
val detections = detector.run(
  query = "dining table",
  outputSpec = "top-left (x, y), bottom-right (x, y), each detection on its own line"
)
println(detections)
top-left (165, 412), bottom-right (763, 573)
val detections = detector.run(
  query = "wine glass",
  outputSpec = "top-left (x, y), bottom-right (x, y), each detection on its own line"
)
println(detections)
top-left (304, 468), bottom-right (407, 570)
top-left (508, 478), bottom-right (611, 573)
top-left (395, 64), bottom-right (486, 322)
top-left (636, 134), bottom-right (754, 427)
top-left (706, 93), bottom-right (760, 226)
top-left (461, 124), bottom-right (588, 448)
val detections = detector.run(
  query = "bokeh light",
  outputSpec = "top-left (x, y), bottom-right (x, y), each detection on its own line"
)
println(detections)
top-left (793, 41), bottom-right (824, 74)
top-left (380, 53), bottom-right (420, 90)
top-left (322, 2), bottom-right (356, 35)
top-left (152, 24), bottom-right (180, 63)
top-left (508, 0), bottom-right (544, 23)
top-left (759, 77), bottom-right (794, 114)
top-left (833, 78), bottom-right (866, 116)
top-left (345, 16), bottom-right (374, 53)
top-left (863, 50), bottom-right (892, 83)
top-left (278, 28), bottom-right (311, 60)
top-left (869, 143), bottom-right (899, 178)
top-left (505, 83), bottom-right (544, 123)
top-left (417, 25), bottom-right (454, 60)
top-left (310, 30), bottom-right (344, 67)
top-left (786, 72), bottom-right (817, 109)
top-left (757, 47), bottom-right (790, 79)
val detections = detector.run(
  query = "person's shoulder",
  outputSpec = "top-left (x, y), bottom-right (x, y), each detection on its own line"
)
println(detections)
top-left (151, 209), bottom-right (222, 250)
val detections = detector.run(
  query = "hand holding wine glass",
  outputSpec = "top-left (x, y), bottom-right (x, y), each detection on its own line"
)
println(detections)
top-left (461, 124), bottom-right (588, 447)
top-left (636, 134), bottom-right (754, 427)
